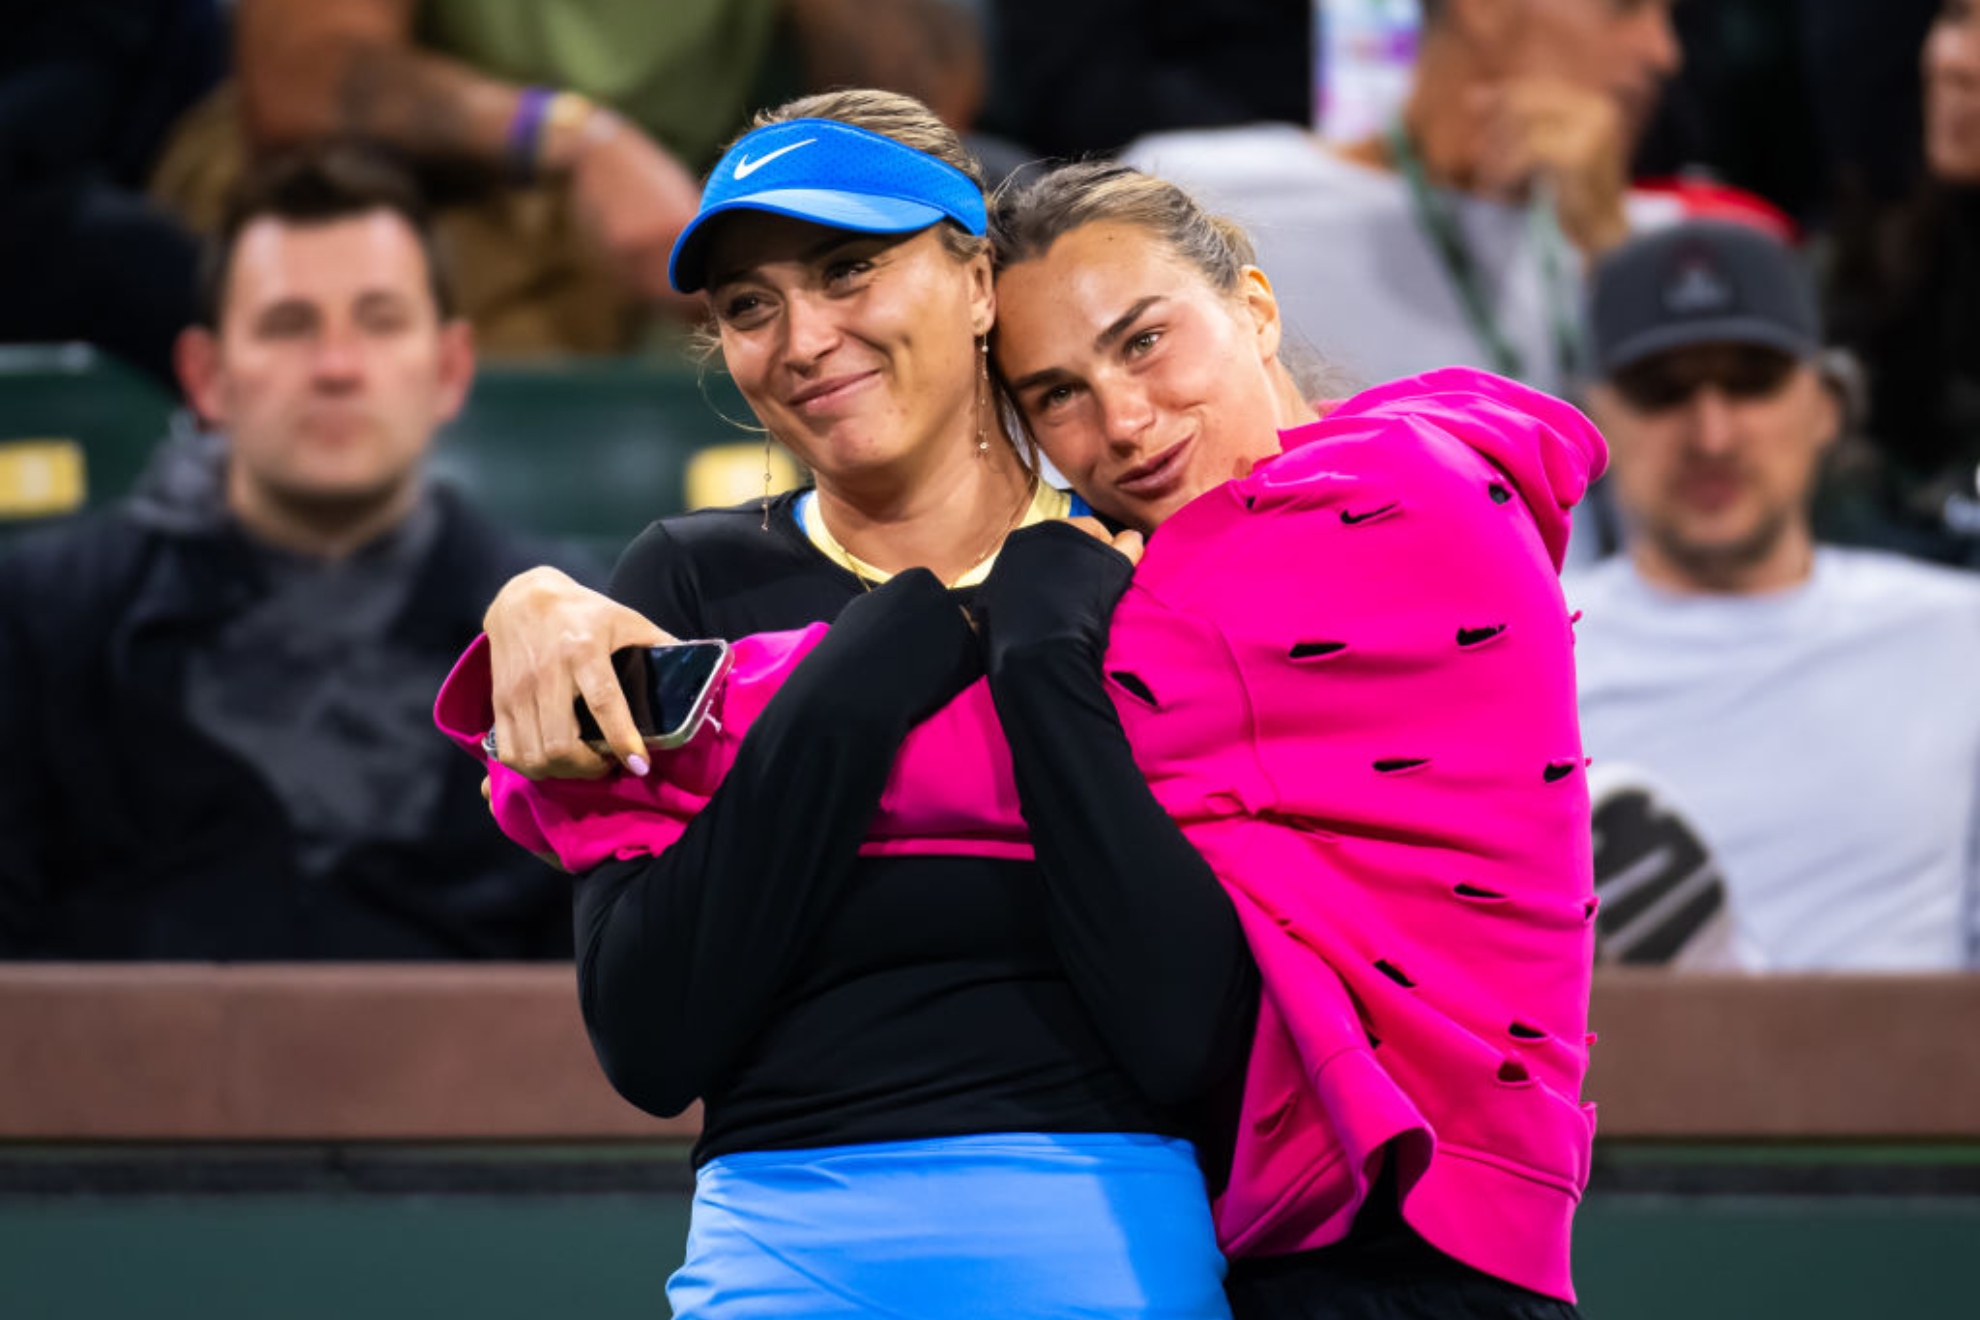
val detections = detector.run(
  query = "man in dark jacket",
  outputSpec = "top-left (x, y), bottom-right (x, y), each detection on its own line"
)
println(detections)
top-left (0, 144), bottom-right (582, 959)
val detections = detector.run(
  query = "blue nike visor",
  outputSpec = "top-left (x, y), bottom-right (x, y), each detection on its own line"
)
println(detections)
top-left (669, 118), bottom-right (988, 294)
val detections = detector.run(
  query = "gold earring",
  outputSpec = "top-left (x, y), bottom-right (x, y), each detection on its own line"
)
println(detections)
top-left (976, 336), bottom-right (990, 456)
top-left (761, 433), bottom-right (774, 530)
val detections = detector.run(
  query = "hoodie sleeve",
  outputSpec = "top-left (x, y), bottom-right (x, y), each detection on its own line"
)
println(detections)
top-left (1312, 367), bottom-right (1609, 572)
top-left (433, 626), bottom-right (833, 871)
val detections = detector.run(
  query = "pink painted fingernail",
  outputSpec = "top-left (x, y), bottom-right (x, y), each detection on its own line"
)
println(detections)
top-left (627, 755), bottom-right (651, 777)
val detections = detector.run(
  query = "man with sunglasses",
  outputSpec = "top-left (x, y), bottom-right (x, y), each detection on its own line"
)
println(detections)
top-left (1567, 219), bottom-right (1980, 971)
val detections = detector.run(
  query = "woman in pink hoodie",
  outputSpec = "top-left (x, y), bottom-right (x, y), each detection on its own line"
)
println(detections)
top-left (981, 161), bottom-right (1606, 1318)
top-left (453, 156), bottom-right (1607, 1318)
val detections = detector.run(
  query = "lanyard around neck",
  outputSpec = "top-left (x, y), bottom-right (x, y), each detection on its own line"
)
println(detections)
top-left (1385, 119), bottom-right (1584, 387)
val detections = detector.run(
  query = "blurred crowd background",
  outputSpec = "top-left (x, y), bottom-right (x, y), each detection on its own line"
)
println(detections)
top-left (1, 0), bottom-right (1976, 974)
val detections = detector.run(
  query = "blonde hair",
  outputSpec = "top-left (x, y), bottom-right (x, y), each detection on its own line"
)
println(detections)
top-left (993, 159), bottom-right (1256, 296)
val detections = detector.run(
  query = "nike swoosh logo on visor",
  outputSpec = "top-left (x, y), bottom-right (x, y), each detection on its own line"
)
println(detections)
top-left (734, 139), bottom-right (817, 179)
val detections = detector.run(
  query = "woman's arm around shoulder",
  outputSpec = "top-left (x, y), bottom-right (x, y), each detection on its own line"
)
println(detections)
top-left (975, 522), bottom-right (1259, 1106)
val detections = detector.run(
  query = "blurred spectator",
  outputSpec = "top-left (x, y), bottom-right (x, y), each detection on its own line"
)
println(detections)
top-left (988, 0), bottom-right (1308, 158)
top-left (1825, 0), bottom-right (1980, 567)
top-left (0, 146), bottom-right (587, 960)
top-left (0, 0), bottom-right (226, 389)
top-left (147, 0), bottom-right (985, 355)
top-left (1124, 0), bottom-right (1684, 398)
top-left (1570, 221), bottom-right (1980, 971)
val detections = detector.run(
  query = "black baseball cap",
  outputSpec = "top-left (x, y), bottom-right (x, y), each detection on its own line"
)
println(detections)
top-left (1587, 220), bottom-right (1821, 376)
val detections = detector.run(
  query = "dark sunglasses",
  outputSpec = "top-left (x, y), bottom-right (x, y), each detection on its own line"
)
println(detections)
top-left (1610, 344), bottom-right (1800, 413)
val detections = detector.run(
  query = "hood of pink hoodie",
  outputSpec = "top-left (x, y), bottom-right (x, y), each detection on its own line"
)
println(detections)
top-left (434, 626), bottom-right (1032, 874)
top-left (1315, 367), bottom-right (1606, 572)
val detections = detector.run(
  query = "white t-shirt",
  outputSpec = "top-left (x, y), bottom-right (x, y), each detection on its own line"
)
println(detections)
top-left (1123, 124), bottom-right (1680, 399)
top-left (1567, 549), bottom-right (1980, 970)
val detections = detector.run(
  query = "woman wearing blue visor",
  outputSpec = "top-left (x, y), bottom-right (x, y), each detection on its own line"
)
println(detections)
top-left (480, 91), bottom-right (1251, 1318)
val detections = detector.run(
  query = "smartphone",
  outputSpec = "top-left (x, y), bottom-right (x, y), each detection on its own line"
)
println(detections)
top-left (574, 640), bottom-right (733, 751)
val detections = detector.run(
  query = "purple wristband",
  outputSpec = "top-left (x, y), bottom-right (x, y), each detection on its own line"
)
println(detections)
top-left (505, 86), bottom-right (555, 182)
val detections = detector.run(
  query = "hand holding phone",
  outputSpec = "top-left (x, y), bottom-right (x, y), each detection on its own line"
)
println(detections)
top-left (574, 640), bottom-right (733, 752)
top-left (483, 640), bottom-right (731, 764)
top-left (482, 570), bottom-right (675, 778)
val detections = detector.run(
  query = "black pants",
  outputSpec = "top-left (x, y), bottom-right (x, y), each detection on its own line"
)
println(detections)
top-left (1224, 1161), bottom-right (1582, 1320)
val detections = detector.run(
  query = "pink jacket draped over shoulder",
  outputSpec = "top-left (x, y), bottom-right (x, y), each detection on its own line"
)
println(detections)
top-left (434, 367), bottom-right (1608, 1302)
top-left (434, 627), bottom-right (1032, 870)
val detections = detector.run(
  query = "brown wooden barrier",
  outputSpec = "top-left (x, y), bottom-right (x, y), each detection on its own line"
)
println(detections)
top-left (1, 966), bottom-right (1975, 1141)
top-left (1583, 970), bottom-right (1980, 1139)
top-left (0, 965), bottom-right (691, 1141)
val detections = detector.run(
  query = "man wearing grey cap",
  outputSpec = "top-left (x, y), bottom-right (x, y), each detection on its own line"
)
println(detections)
top-left (1567, 219), bottom-right (1980, 971)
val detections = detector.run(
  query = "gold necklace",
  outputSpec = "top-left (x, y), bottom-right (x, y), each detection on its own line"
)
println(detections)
top-left (959, 475), bottom-right (1038, 579)
top-left (838, 475), bottom-right (1038, 592)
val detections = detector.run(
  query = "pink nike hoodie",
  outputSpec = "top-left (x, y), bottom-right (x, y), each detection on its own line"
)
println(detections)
top-left (435, 367), bottom-right (1608, 1301)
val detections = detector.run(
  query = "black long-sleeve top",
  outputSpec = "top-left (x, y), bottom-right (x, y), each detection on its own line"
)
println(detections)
top-left (573, 493), bottom-right (1257, 1165)
top-left (973, 522), bottom-right (1262, 1124)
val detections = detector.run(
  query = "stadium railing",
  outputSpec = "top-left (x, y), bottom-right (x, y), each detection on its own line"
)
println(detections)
top-left (1, 966), bottom-right (1974, 1141)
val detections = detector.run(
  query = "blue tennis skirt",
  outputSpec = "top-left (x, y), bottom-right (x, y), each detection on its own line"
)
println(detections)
top-left (666, 1131), bottom-right (1232, 1319)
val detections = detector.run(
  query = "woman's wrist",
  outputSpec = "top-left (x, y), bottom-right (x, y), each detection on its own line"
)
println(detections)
top-left (793, 569), bottom-right (982, 724)
top-left (979, 523), bottom-right (1132, 663)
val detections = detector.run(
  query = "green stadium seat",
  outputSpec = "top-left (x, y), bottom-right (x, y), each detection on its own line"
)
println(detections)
top-left (426, 358), bottom-right (791, 562)
top-left (0, 344), bottom-right (177, 533)
top-left (0, 347), bottom-right (795, 561)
